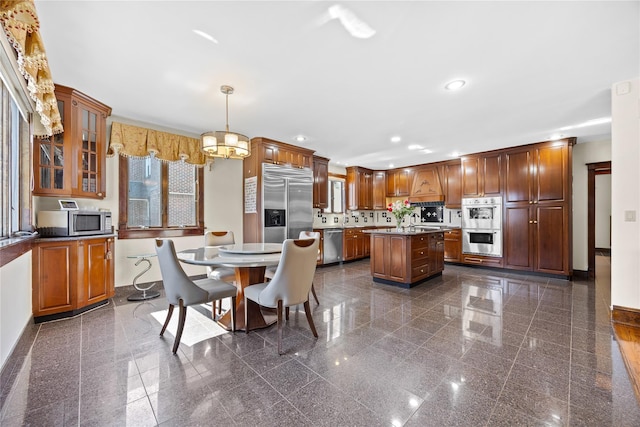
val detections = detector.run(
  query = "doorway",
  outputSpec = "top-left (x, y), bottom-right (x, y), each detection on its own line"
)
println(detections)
top-left (587, 161), bottom-right (612, 279)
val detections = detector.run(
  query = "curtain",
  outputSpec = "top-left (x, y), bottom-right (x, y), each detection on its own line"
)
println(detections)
top-left (109, 122), bottom-right (207, 167)
top-left (0, 0), bottom-right (62, 137)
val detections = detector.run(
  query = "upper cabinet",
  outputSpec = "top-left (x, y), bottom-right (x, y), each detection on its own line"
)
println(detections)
top-left (34, 85), bottom-right (112, 199)
top-left (461, 152), bottom-right (502, 197)
top-left (372, 170), bottom-right (387, 210)
top-left (386, 168), bottom-right (413, 197)
top-left (346, 166), bottom-right (373, 210)
top-left (259, 138), bottom-right (312, 169)
top-left (439, 160), bottom-right (462, 208)
top-left (409, 167), bottom-right (444, 203)
top-left (312, 155), bottom-right (329, 209)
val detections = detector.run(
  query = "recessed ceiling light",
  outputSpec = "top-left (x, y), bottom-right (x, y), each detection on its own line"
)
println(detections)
top-left (193, 29), bottom-right (218, 44)
top-left (445, 80), bottom-right (466, 91)
top-left (390, 136), bottom-right (401, 143)
top-left (295, 135), bottom-right (306, 143)
top-left (451, 151), bottom-right (461, 157)
top-left (549, 133), bottom-right (564, 141)
top-left (422, 149), bottom-right (433, 154)
top-left (388, 163), bottom-right (394, 168)
top-left (408, 144), bottom-right (424, 150)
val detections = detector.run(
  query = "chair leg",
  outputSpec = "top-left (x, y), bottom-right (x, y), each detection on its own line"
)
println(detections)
top-left (244, 295), bottom-right (250, 334)
top-left (285, 306), bottom-right (290, 321)
top-left (160, 304), bottom-right (174, 336)
top-left (230, 296), bottom-right (236, 332)
top-left (277, 300), bottom-right (283, 355)
top-left (173, 300), bottom-right (187, 354)
top-left (311, 283), bottom-right (320, 305)
top-left (303, 300), bottom-right (318, 338)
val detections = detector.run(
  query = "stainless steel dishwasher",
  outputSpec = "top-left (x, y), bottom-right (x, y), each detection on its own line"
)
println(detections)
top-left (323, 228), bottom-right (343, 264)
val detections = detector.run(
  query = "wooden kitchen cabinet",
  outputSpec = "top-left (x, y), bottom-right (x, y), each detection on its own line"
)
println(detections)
top-left (313, 228), bottom-right (324, 265)
top-left (313, 156), bottom-right (329, 209)
top-left (503, 139), bottom-right (574, 277)
top-left (346, 166), bottom-right (373, 210)
top-left (32, 236), bottom-right (115, 322)
top-left (444, 228), bottom-right (462, 262)
top-left (33, 85), bottom-right (111, 199)
top-left (439, 160), bottom-right (462, 208)
top-left (372, 170), bottom-right (387, 209)
top-left (386, 168), bottom-right (413, 197)
top-left (343, 227), bottom-right (370, 261)
top-left (258, 137), bottom-right (313, 169)
top-left (428, 232), bottom-right (445, 275)
top-left (461, 152), bottom-right (502, 197)
top-left (370, 231), bottom-right (444, 287)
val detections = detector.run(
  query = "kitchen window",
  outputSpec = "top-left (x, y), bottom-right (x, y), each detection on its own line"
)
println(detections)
top-left (117, 155), bottom-right (204, 239)
top-left (0, 68), bottom-right (31, 243)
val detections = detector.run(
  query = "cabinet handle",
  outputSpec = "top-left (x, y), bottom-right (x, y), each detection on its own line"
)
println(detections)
top-left (529, 220), bottom-right (533, 224)
top-left (533, 220), bottom-right (538, 224)
top-left (529, 201), bottom-right (533, 204)
top-left (420, 251), bottom-right (424, 255)
top-left (97, 192), bottom-right (103, 197)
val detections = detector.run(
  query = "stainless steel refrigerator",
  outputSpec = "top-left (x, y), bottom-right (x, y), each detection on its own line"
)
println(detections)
top-left (262, 164), bottom-right (313, 243)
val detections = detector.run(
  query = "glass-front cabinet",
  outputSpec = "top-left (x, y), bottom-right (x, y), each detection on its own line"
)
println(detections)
top-left (34, 85), bottom-right (111, 199)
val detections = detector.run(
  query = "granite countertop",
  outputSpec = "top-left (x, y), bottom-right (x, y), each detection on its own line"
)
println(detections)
top-left (362, 227), bottom-right (449, 235)
top-left (35, 233), bottom-right (118, 242)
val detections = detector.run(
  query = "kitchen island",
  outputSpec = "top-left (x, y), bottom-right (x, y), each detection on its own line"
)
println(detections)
top-left (364, 228), bottom-right (445, 288)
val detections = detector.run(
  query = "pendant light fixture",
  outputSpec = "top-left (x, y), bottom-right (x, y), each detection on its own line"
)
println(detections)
top-left (201, 85), bottom-right (251, 159)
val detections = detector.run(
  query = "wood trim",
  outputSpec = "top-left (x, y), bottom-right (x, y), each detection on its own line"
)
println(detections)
top-left (612, 305), bottom-right (640, 328)
top-left (0, 238), bottom-right (34, 268)
top-left (587, 161), bottom-right (611, 279)
top-left (612, 319), bottom-right (640, 404)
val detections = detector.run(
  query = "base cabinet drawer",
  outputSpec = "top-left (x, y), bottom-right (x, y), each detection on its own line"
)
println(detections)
top-left (462, 254), bottom-right (504, 268)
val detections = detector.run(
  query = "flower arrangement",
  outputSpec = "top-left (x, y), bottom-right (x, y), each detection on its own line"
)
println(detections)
top-left (388, 199), bottom-right (414, 228)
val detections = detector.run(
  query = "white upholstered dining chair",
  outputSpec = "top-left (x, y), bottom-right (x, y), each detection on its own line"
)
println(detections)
top-left (264, 230), bottom-right (320, 305)
top-left (244, 238), bottom-right (320, 355)
top-left (155, 239), bottom-right (237, 354)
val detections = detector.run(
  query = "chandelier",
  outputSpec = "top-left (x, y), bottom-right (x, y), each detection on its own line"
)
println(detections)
top-left (201, 85), bottom-right (251, 159)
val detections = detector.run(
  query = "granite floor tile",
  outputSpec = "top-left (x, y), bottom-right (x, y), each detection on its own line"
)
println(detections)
top-left (3, 258), bottom-right (640, 426)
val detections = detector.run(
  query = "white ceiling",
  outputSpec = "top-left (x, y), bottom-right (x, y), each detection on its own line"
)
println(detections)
top-left (35, 1), bottom-right (639, 170)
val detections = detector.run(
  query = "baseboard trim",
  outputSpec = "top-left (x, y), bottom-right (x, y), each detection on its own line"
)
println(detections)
top-left (612, 305), bottom-right (640, 327)
top-left (572, 269), bottom-right (589, 279)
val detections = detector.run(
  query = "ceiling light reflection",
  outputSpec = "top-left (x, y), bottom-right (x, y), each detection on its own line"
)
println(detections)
top-left (408, 144), bottom-right (424, 150)
top-left (558, 117), bottom-right (611, 131)
top-left (445, 79), bottom-right (466, 90)
top-left (192, 29), bottom-right (218, 44)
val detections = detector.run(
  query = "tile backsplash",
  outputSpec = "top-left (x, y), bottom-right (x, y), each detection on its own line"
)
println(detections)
top-left (312, 208), bottom-right (462, 228)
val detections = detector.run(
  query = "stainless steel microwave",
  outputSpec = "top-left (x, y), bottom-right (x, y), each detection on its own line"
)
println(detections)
top-left (36, 210), bottom-right (112, 237)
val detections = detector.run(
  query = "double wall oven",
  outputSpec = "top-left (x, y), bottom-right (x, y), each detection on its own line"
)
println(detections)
top-left (461, 197), bottom-right (502, 257)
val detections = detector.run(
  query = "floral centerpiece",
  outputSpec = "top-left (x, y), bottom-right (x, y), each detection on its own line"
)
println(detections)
top-left (388, 199), bottom-right (414, 230)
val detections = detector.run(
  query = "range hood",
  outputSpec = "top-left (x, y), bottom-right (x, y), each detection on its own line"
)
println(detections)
top-left (408, 167), bottom-right (445, 204)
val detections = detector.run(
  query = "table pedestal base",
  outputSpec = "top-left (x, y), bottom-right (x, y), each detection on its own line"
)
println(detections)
top-left (216, 265), bottom-right (277, 332)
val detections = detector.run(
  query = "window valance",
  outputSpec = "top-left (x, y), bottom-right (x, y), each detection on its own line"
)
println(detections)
top-left (0, 0), bottom-right (62, 137)
top-left (108, 122), bottom-right (207, 166)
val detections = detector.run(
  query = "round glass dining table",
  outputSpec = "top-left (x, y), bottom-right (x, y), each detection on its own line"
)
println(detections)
top-left (177, 243), bottom-right (282, 331)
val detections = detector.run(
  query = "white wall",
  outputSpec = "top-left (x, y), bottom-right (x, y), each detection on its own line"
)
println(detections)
top-left (0, 252), bottom-right (32, 369)
top-left (611, 77), bottom-right (640, 310)
top-left (572, 139), bottom-right (612, 271)
top-left (595, 174), bottom-right (612, 249)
